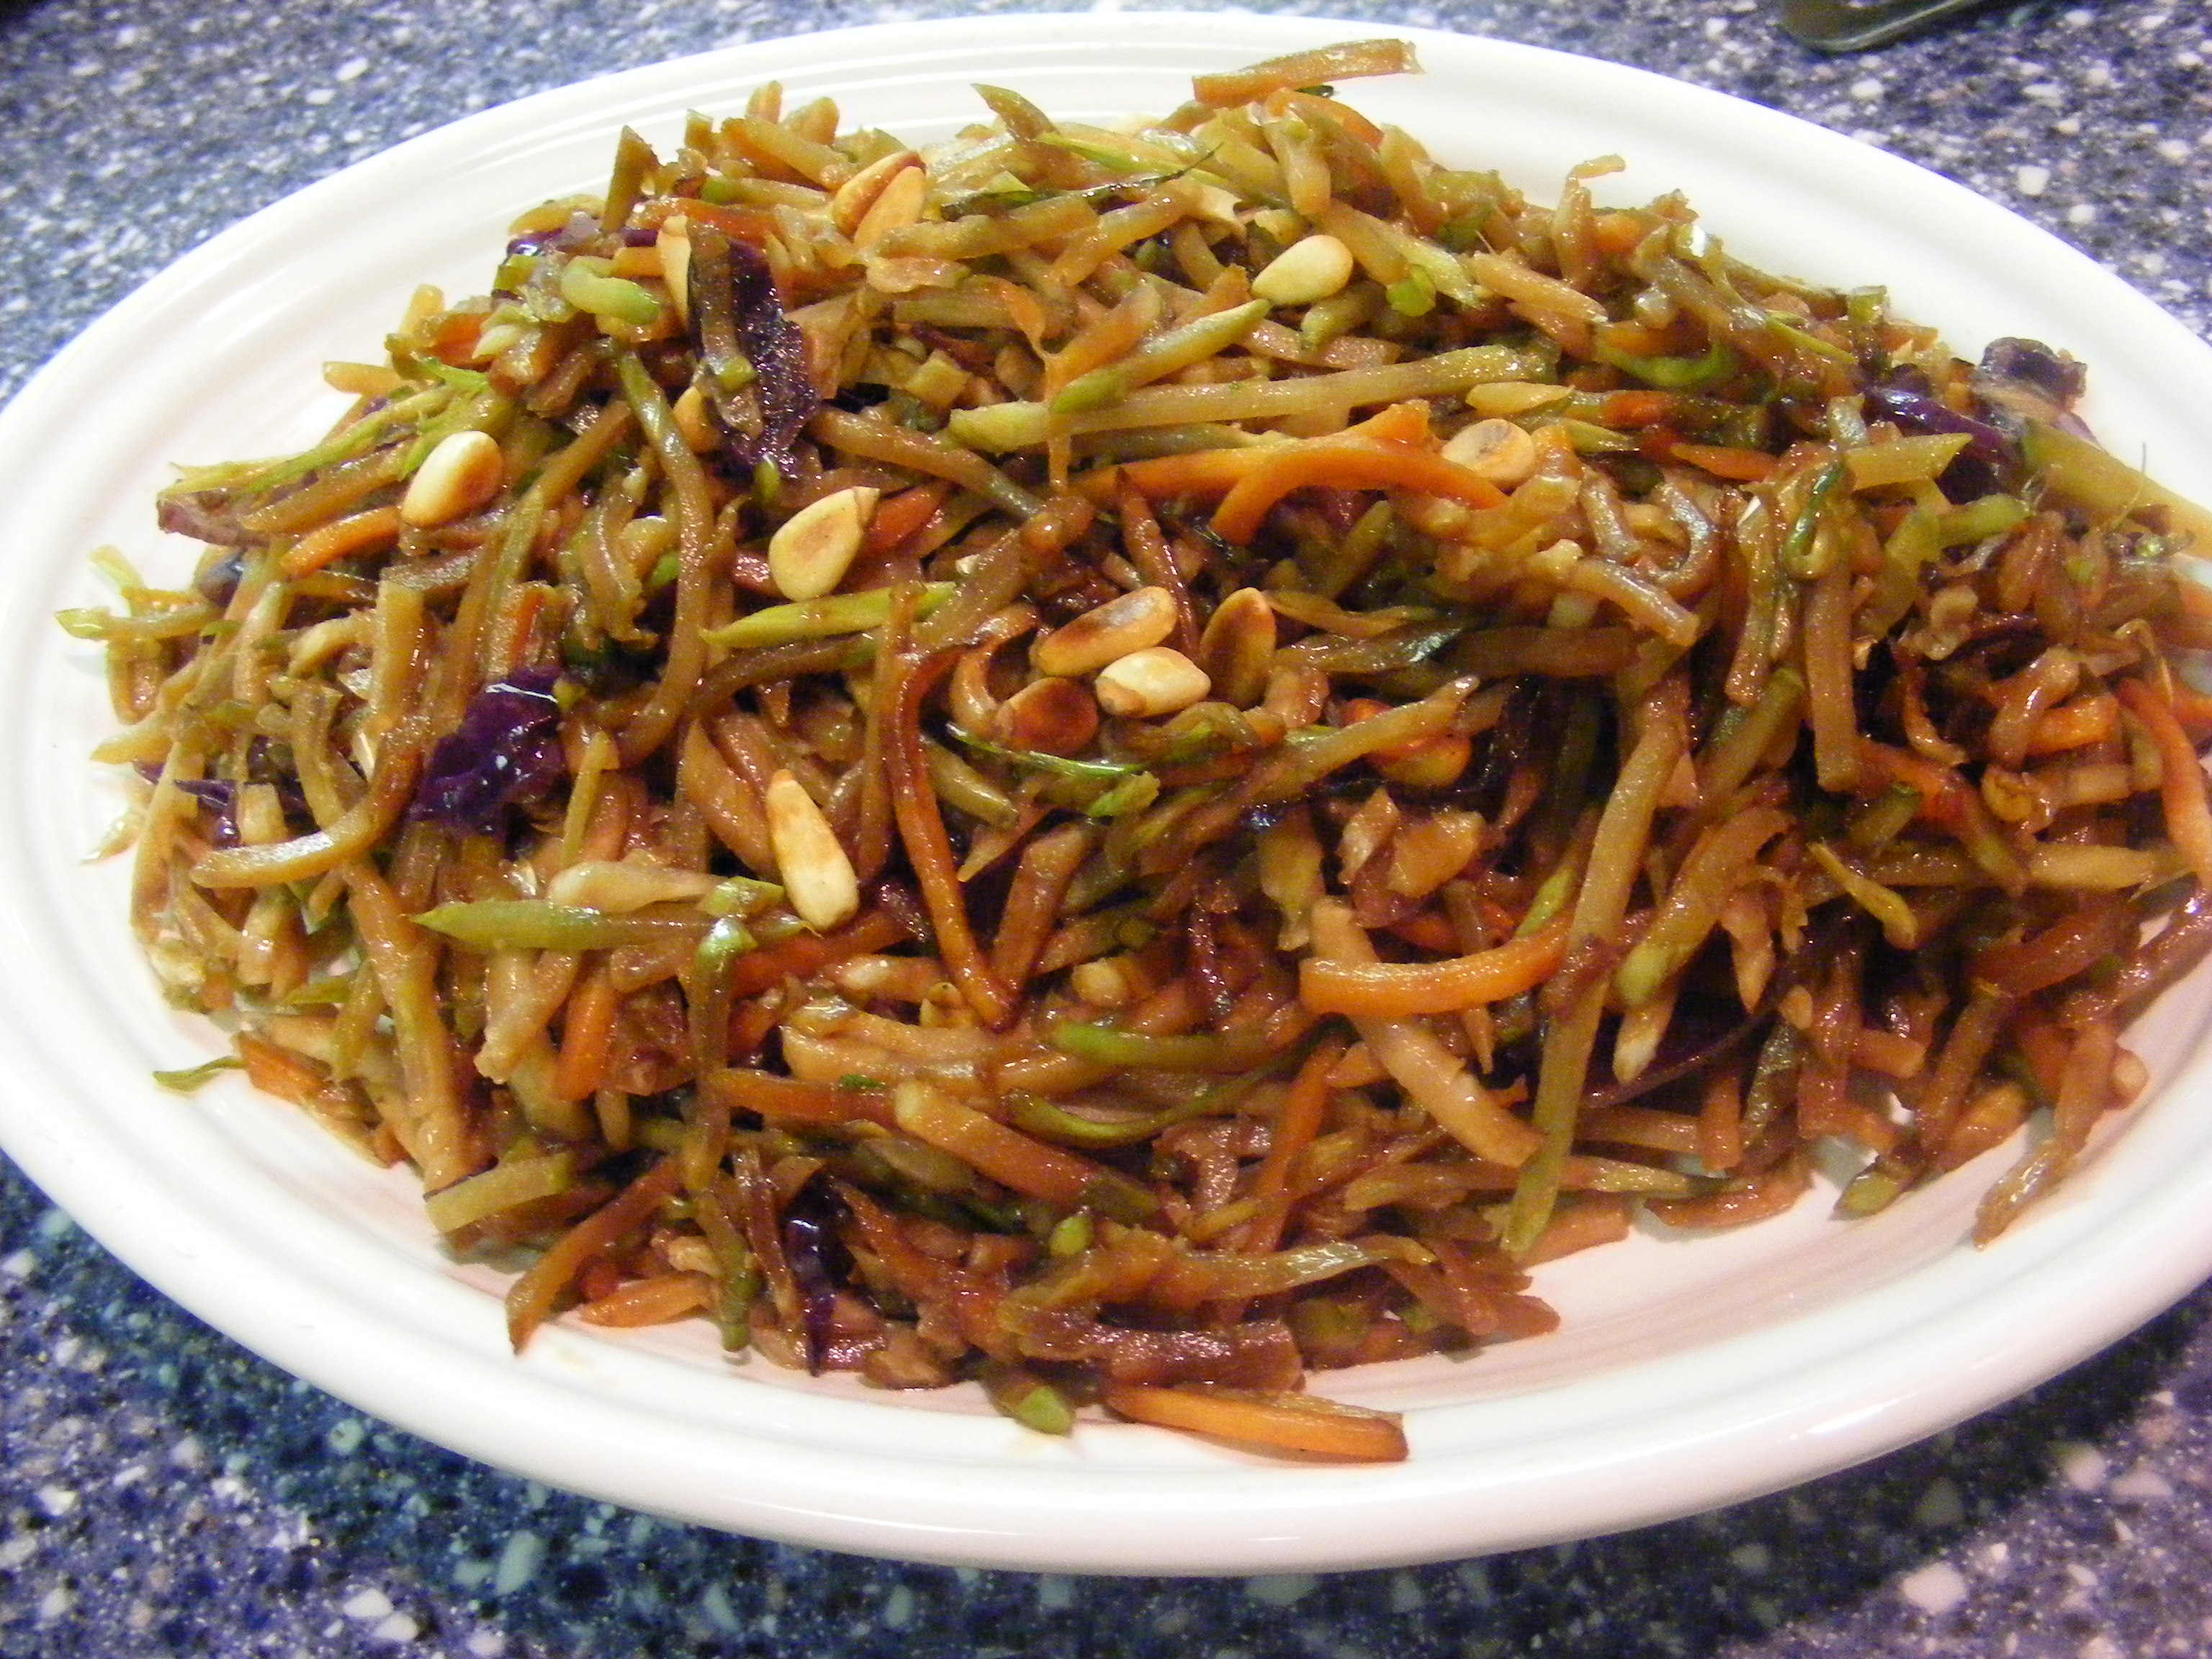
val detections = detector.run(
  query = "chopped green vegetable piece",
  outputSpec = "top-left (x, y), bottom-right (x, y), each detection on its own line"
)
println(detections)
top-left (1047, 1211), bottom-right (1094, 1257)
top-left (1050, 1022), bottom-right (1279, 1073)
top-left (558, 258), bottom-right (663, 328)
top-left (153, 1056), bottom-right (244, 1092)
top-left (1934, 493), bottom-right (2028, 548)
top-left (948, 727), bottom-right (1159, 817)
top-left (701, 876), bottom-right (786, 917)
top-left (415, 900), bottom-right (706, 951)
top-left (978, 1361), bottom-right (1077, 1435)
top-left (704, 583), bottom-right (955, 652)
top-left (1834, 1164), bottom-right (1908, 1219)
top-left (1781, 460), bottom-right (1847, 577)
top-left (1385, 269), bottom-right (1437, 317)
top-left (2023, 419), bottom-right (2212, 552)
top-left (1593, 338), bottom-right (1735, 391)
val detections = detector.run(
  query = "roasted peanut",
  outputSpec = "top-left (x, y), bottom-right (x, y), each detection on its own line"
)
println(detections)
top-left (830, 149), bottom-right (922, 236)
top-left (996, 676), bottom-right (1101, 756)
top-left (1094, 647), bottom-right (1212, 719)
top-left (768, 486), bottom-right (879, 601)
top-left (1251, 233), bottom-right (1354, 307)
top-left (764, 770), bottom-right (860, 930)
top-left (1442, 418), bottom-right (1539, 487)
top-left (1196, 587), bottom-right (1277, 709)
top-left (400, 429), bottom-right (505, 528)
top-left (1033, 585), bottom-right (1177, 678)
top-left (853, 165), bottom-right (927, 253)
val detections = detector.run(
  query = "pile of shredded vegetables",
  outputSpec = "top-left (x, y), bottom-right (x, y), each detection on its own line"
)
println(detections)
top-left (71, 40), bottom-right (2212, 1462)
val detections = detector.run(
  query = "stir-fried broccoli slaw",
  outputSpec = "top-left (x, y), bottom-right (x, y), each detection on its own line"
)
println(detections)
top-left (67, 40), bottom-right (2212, 1462)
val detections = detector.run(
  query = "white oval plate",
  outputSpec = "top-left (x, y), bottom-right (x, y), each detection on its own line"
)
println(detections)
top-left (5, 13), bottom-right (2212, 1577)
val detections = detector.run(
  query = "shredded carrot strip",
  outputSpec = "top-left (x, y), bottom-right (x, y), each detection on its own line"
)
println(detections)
top-left (279, 505), bottom-right (403, 577)
top-left (1078, 449), bottom-right (1272, 505)
top-left (724, 907), bottom-right (907, 1000)
top-left (887, 649), bottom-right (1018, 1027)
top-left (2121, 678), bottom-right (2212, 888)
top-left (863, 479), bottom-right (954, 554)
top-left (1211, 440), bottom-right (1505, 542)
top-left (552, 961), bottom-right (620, 1102)
top-left (894, 1080), bottom-right (1120, 1206)
top-left (701, 1067), bottom-right (896, 1128)
top-left (577, 1272), bottom-right (714, 1326)
top-left (1298, 912), bottom-right (1569, 1016)
top-left (504, 1156), bottom-right (683, 1350)
top-left (1103, 1384), bottom-right (1408, 1461)
top-left (1668, 441), bottom-right (1777, 481)
top-left (1239, 1038), bottom-right (1345, 1256)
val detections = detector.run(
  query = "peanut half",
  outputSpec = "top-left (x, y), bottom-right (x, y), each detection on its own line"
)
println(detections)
top-left (1251, 233), bottom-right (1354, 307)
top-left (1094, 647), bottom-right (1212, 719)
top-left (1442, 418), bottom-right (1539, 487)
top-left (764, 770), bottom-right (860, 931)
top-left (996, 676), bottom-right (1101, 757)
top-left (1196, 586), bottom-right (1277, 709)
top-left (768, 486), bottom-right (879, 601)
top-left (1033, 585), bottom-right (1177, 678)
top-left (400, 430), bottom-right (505, 528)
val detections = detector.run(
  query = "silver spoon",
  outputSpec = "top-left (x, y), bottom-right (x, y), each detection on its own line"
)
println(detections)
top-left (1781, 0), bottom-right (2005, 51)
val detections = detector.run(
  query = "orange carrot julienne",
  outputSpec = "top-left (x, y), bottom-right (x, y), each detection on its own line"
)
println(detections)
top-left (864, 479), bottom-right (954, 553)
top-left (577, 1272), bottom-right (714, 1326)
top-left (1102, 1383), bottom-right (1408, 1462)
top-left (1262, 86), bottom-right (1385, 147)
top-left (1082, 405), bottom-right (1437, 507)
top-left (1239, 1038), bottom-right (1345, 1257)
top-left (1298, 912), bottom-right (1570, 1016)
top-left (1601, 390), bottom-right (1675, 428)
top-left (722, 907), bottom-right (906, 1000)
top-left (1212, 441), bottom-right (1505, 542)
top-left (888, 649), bottom-right (1018, 1028)
top-left (1077, 449), bottom-right (1272, 505)
top-left (1341, 400), bottom-right (1433, 446)
top-left (892, 1079), bottom-right (1117, 1207)
top-left (675, 200), bottom-right (782, 246)
top-left (2166, 678), bottom-right (2212, 743)
top-left (504, 1154), bottom-right (683, 1350)
top-left (552, 961), bottom-right (620, 1101)
top-left (279, 505), bottom-right (403, 577)
top-left (701, 1066), bottom-right (897, 1128)
top-left (2024, 693), bottom-right (2118, 755)
top-left (235, 1032), bottom-right (332, 1107)
top-left (1667, 441), bottom-right (1776, 482)
top-left (1590, 211), bottom-right (1650, 258)
top-left (2119, 678), bottom-right (2212, 888)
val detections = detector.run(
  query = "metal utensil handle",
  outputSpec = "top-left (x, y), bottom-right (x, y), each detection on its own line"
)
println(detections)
top-left (1781, 0), bottom-right (2001, 52)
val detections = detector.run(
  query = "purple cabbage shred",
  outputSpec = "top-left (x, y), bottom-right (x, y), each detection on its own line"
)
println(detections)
top-left (780, 1174), bottom-right (848, 1376)
top-left (408, 666), bottom-right (565, 835)
top-left (1979, 338), bottom-right (2084, 405)
top-left (721, 238), bottom-right (817, 478)
top-left (157, 491), bottom-right (255, 548)
top-left (1864, 366), bottom-right (2019, 500)
top-left (194, 548), bottom-right (245, 608)
top-left (1972, 336), bottom-right (2095, 441)
top-left (171, 778), bottom-right (240, 849)
top-left (504, 212), bottom-right (603, 261)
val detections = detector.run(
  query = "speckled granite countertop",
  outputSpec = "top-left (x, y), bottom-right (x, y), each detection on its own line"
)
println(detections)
top-left (4, 1), bottom-right (2211, 1653)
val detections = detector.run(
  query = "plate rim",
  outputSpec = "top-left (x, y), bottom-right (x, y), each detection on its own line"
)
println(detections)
top-left (5, 9), bottom-right (2212, 1575)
